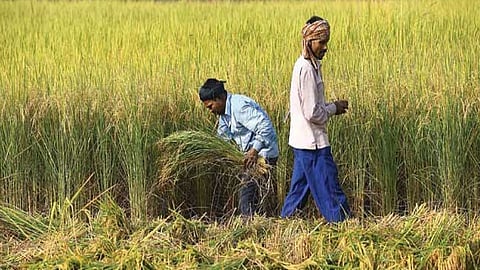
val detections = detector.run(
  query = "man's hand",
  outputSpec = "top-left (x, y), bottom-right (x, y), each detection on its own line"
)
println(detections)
top-left (244, 148), bottom-right (259, 169)
top-left (334, 100), bottom-right (349, 115)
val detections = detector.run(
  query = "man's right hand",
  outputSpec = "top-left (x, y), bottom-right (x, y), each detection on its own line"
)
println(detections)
top-left (334, 100), bottom-right (349, 115)
top-left (244, 148), bottom-right (259, 169)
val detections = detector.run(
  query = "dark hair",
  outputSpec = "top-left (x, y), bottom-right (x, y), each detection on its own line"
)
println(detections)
top-left (198, 78), bottom-right (227, 101)
top-left (201, 78), bottom-right (225, 90)
top-left (306, 16), bottom-right (324, 24)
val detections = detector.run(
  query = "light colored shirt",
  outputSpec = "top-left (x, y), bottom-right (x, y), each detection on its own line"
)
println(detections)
top-left (288, 56), bottom-right (337, 150)
top-left (218, 93), bottom-right (279, 159)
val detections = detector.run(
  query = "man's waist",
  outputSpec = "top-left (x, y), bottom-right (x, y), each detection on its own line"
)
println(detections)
top-left (289, 132), bottom-right (330, 150)
top-left (257, 148), bottom-right (279, 159)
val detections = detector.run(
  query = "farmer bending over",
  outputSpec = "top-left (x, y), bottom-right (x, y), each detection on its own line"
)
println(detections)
top-left (199, 78), bottom-right (279, 217)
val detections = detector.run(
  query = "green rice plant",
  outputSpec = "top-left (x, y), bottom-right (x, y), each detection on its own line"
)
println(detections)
top-left (0, 175), bottom-right (102, 244)
top-left (0, 204), bottom-right (49, 240)
top-left (25, 94), bottom-right (97, 212)
top-left (399, 104), bottom-right (439, 213)
top-left (0, 109), bottom-right (30, 209)
top-left (92, 110), bottom-right (118, 194)
top-left (115, 116), bottom-right (149, 221)
top-left (369, 101), bottom-right (402, 215)
top-left (434, 99), bottom-right (480, 210)
top-left (0, 97), bottom-right (46, 211)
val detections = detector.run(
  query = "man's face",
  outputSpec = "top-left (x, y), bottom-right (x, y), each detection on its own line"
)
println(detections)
top-left (311, 38), bottom-right (329, 60)
top-left (203, 98), bottom-right (226, 115)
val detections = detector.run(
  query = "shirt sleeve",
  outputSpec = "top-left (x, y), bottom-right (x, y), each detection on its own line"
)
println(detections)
top-left (237, 101), bottom-right (276, 152)
top-left (299, 67), bottom-right (336, 125)
top-left (325, 102), bottom-right (337, 116)
top-left (217, 116), bottom-right (233, 141)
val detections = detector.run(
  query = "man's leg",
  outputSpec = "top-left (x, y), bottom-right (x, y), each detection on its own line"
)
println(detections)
top-left (262, 157), bottom-right (278, 216)
top-left (306, 147), bottom-right (350, 222)
top-left (238, 172), bottom-right (258, 216)
top-left (281, 149), bottom-right (310, 217)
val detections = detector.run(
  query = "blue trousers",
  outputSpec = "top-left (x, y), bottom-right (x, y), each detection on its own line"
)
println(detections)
top-left (281, 147), bottom-right (350, 222)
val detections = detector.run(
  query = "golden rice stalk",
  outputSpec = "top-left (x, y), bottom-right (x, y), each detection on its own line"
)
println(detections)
top-left (156, 130), bottom-right (270, 190)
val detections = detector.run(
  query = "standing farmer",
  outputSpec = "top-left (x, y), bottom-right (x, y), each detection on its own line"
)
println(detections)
top-left (281, 16), bottom-right (351, 222)
top-left (199, 78), bottom-right (279, 217)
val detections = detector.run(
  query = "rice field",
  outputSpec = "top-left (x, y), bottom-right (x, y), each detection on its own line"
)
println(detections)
top-left (1, 0), bottom-right (480, 268)
top-left (1, 200), bottom-right (480, 269)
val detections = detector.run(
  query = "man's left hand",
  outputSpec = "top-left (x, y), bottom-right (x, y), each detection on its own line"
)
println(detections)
top-left (244, 148), bottom-right (259, 169)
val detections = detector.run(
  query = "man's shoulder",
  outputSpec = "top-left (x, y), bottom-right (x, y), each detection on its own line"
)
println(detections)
top-left (231, 93), bottom-right (255, 104)
top-left (294, 57), bottom-right (316, 72)
top-left (230, 94), bottom-right (262, 114)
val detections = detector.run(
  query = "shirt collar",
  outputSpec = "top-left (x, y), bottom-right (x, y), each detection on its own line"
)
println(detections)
top-left (312, 58), bottom-right (322, 71)
top-left (224, 93), bottom-right (232, 116)
top-left (301, 55), bottom-right (322, 71)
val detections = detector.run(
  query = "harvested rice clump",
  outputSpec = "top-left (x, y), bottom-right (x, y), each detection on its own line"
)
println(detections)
top-left (156, 130), bottom-right (271, 190)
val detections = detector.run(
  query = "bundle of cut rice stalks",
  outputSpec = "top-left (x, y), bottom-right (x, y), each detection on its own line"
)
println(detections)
top-left (155, 130), bottom-right (274, 213)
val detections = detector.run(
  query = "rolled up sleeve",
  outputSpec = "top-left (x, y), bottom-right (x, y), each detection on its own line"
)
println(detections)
top-left (300, 67), bottom-right (332, 125)
top-left (238, 103), bottom-right (276, 152)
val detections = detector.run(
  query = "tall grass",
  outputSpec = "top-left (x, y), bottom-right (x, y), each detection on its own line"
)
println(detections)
top-left (0, 0), bottom-right (479, 218)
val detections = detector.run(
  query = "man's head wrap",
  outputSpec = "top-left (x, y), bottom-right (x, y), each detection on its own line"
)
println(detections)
top-left (301, 17), bottom-right (330, 69)
top-left (199, 78), bottom-right (227, 101)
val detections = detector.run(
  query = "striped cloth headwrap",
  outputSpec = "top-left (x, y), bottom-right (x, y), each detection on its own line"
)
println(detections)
top-left (301, 19), bottom-right (330, 69)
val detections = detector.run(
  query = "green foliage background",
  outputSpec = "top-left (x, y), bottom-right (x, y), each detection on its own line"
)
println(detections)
top-left (1, 0), bottom-right (479, 219)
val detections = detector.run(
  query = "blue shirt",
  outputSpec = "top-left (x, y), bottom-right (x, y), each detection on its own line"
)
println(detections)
top-left (218, 93), bottom-right (279, 159)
